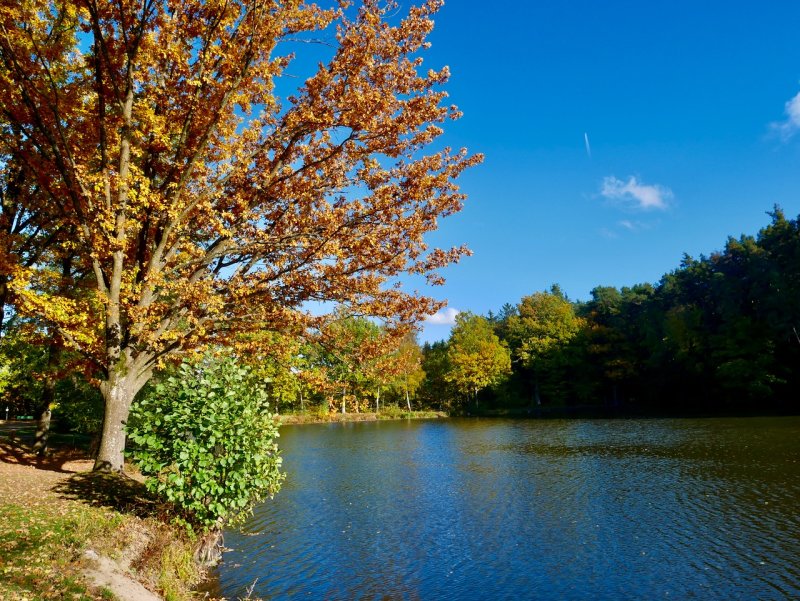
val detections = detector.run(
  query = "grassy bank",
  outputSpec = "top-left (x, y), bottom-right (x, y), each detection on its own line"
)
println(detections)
top-left (278, 408), bottom-right (448, 425)
top-left (0, 408), bottom-right (448, 599)
top-left (1, 501), bottom-right (123, 600)
top-left (0, 429), bottom-right (203, 601)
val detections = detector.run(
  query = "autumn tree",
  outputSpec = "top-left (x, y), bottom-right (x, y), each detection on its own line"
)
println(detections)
top-left (445, 312), bottom-right (510, 409)
top-left (236, 330), bottom-right (306, 413)
top-left (359, 329), bottom-right (401, 412)
top-left (362, 344), bottom-right (394, 412)
top-left (387, 332), bottom-right (425, 411)
top-left (0, 0), bottom-right (479, 470)
top-left (316, 312), bottom-right (385, 413)
top-left (0, 59), bottom-right (67, 336)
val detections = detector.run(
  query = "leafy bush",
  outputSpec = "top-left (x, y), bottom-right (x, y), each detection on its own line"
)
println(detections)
top-left (127, 355), bottom-right (284, 531)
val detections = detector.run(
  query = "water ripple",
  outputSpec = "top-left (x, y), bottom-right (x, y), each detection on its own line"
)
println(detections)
top-left (209, 417), bottom-right (800, 600)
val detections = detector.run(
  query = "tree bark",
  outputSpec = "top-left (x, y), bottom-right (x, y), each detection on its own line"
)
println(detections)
top-left (94, 362), bottom-right (149, 472)
top-left (406, 388), bottom-right (411, 412)
top-left (94, 376), bottom-right (134, 471)
top-left (33, 407), bottom-right (51, 455)
top-left (0, 280), bottom-right (7, 336)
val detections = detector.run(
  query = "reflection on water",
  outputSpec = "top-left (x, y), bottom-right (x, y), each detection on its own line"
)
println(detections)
top-left (210, 417), bottom-right (800, 600)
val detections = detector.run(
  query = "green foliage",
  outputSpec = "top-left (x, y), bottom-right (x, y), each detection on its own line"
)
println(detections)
top-left (53, 376), bottom-right (104, 434)
top-left (506, 288), bottom-right (584, 366)
top-left (503, 289), bottom-right (585, 405)
top-left (445, 313), bottom-right (511, 404)
top-left (238, 331), bottom-right (308, 413)
top-left (478, 209), bottom-right (800, 413)
top-left (419, 341), bottom-right (457, 409)
top-left (0, 324), bottom-right (102, 430)
top-left (0, 330), bottom-right (46, 415)
top-left (127, 354), bottom-right (284, 531)
top-left (322, 314), bottom-right (383, 388)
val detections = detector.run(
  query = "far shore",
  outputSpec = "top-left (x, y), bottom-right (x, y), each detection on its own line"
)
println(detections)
top-left (277, 410), bottom-right (448, 425)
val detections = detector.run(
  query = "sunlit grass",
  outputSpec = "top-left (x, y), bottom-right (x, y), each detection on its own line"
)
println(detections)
top-left (0, 502), bottom-right (123, 600)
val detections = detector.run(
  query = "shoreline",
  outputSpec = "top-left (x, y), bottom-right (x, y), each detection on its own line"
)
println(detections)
top-left (277, 410), bottom-right (448, 425)
top-left (0, 411), bottom-right (448, 600)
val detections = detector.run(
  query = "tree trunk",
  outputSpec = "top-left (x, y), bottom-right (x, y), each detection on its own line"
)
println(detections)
top-left (375, 388), bottom-right (380, 413)
top-left (341, 386), bottom-right (346, 414)
top-left (33, 349), bottom-right (59, 456)
top-left (195, 526), bottom-right (224, 567)
top-left (33, 407), bottom-right (51, 455)
top-left (406, 388), bottom-right (411, 412)
top-left (0, 280), bottom-right (7, 336)
top-left (33, 260), bottom-right (70, 456)
top-left (94, 372), bottom-right (137, 472)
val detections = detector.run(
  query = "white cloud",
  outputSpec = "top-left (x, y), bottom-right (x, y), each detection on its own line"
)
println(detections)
top-left (770, 91), bottom-right (800, 140)
top-left (600, 176), bottom-right (672, 211)
top-left (424, 307), bottom-right (459, 326)
top-left (618, 219), bottom-right (653, 232)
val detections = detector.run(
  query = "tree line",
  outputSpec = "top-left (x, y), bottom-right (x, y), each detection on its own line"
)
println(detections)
top-left (3, 209), bottom-right (798, 435)
top-left (420, 208), bottom-right (800, 415)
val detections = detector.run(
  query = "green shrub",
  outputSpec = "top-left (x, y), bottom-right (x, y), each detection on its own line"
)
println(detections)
top-left (127, 355), bottom-right (284, 531)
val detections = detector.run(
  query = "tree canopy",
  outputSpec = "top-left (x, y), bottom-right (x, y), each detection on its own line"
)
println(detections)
top-left (0, 0), bottom-right (479, 469)
top-left (445, 312), bottom-right (510, 407)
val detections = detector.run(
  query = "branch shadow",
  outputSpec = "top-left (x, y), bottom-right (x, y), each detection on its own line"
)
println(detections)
top-left (51, 471), bottom-right (163, 519)
top-left (0, 439), bottom-right (89, 473)
top-left (1, 433), bottom-right (167, 521)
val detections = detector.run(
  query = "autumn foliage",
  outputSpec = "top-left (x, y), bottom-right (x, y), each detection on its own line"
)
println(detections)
top-left (0, 0), bottom-right (479, 469)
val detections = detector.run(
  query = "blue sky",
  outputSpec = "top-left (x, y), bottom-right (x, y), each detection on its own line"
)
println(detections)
top-left (412, 0), bottom-right (800, 343)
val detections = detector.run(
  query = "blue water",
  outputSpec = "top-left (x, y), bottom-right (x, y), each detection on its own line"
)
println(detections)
top-left (210, 417), bottom-right (800, 600)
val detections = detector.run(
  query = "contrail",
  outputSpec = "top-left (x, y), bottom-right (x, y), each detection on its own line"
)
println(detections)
top-left (584, 132), bottom-right (592, 158)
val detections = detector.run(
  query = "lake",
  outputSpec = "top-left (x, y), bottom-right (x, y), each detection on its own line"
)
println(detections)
top-left (208, 417), bottom-right (800, 600)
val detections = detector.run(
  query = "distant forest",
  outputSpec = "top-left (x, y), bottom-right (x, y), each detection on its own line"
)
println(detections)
top-left (3, 209), bottom-right (798, 425)
top-left (419, 207), bottom-right (800, 415)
